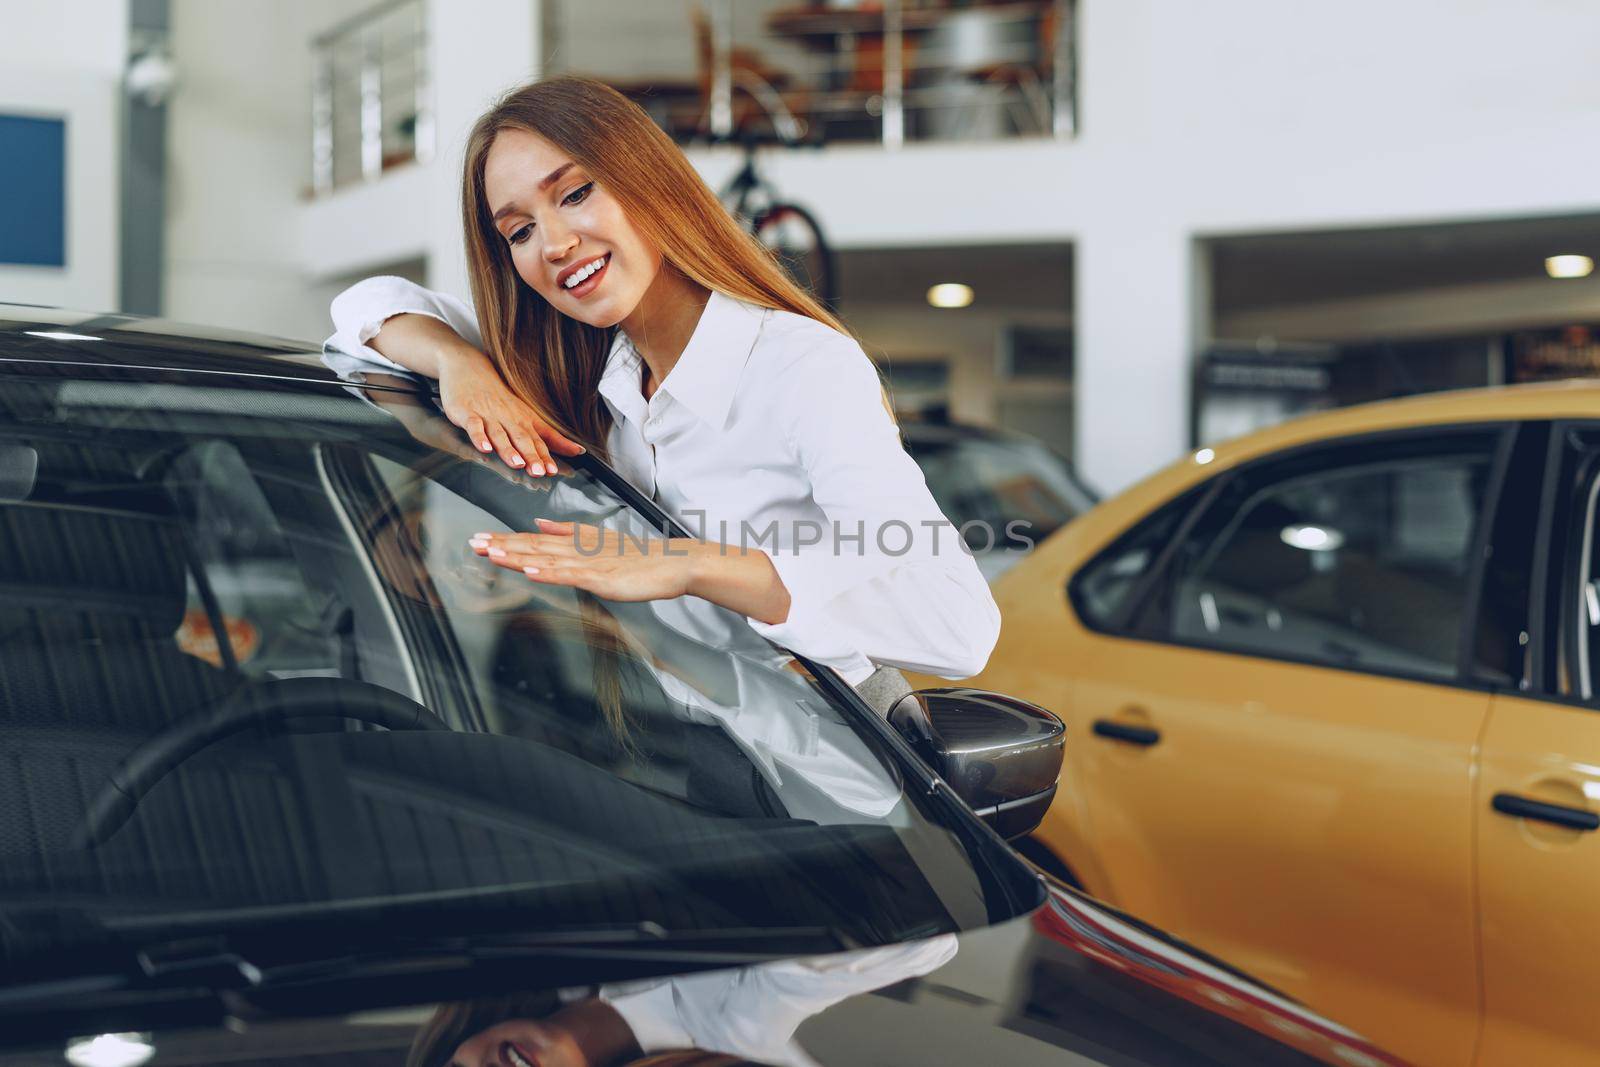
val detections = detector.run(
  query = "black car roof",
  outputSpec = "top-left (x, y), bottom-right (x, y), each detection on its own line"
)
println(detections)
top-left (0, 304), bottom-right (357, 386)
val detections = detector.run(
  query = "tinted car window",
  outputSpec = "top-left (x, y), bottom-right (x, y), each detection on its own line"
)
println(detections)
top-left (1568, 462), bottom-right (1600, 698)
top-left (1071, 487), bottom-right (1206, 633)
top-left (1546, 425), bottom-right (1600, 700)
top-left (170, 440), bottom-right (347, 676)
top-left (1165, 432), bottom-right (1501, 679)
top-left (0, 374), bottom-right (1025, 979)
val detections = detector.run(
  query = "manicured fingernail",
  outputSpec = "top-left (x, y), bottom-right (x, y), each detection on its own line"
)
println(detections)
top-left (488, 547), bottom-right (506, 558)
top-left (510, 455), bottom-right (524, 467)
top-left (472, 532), bottom-right (492, 539)
top-left (480, 441), bottom-right (492, 451)
top-left (523, 566), bottom-right (540, 575)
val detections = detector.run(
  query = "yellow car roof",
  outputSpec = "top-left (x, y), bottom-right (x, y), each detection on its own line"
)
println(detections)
top-left (1020, 380), bottom-right (1600, 586)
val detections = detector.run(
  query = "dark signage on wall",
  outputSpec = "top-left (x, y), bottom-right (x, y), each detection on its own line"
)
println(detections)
top-left (1197, 345), bottom-right (1338, 393)
top-left (1203, 359), bottom-right (1333, 392)
top-left (1001, 325), bottom-right (1072, 379)
top-left (0, 114), bottom-right (66, 268)
top-left (1509, 325), bottom-right (1600, 383)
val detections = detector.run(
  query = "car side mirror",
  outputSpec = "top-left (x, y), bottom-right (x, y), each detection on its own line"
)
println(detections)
top-left (888, 687), bottom-right (1064, 839)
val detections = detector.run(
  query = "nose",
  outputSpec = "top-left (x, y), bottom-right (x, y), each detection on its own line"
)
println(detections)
top-left (541, 217), bottom-right (579, 264)
top-left (450, 1034), bottom-right (489, 1067)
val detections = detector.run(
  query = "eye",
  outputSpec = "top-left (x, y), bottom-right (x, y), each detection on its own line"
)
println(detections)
top-left (563, 182), bottom-right (594, 207)
top-left (508, 223), bottom-right (533, 246)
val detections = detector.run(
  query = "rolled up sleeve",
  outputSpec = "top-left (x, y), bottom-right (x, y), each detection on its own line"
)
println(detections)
top-left (600, 934), bottom-right (958, 1061)
top-left (747, 339), bottom-right (1002, 681)
top-left (322, 275), bottom-right (483, 378)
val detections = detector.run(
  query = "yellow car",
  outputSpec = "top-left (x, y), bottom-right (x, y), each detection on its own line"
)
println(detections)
top-left (934, 381), bottom-right (1600, 1067)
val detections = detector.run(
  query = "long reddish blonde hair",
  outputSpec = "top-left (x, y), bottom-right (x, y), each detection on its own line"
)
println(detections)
top-left (461, 76), bottom-right (854, 459)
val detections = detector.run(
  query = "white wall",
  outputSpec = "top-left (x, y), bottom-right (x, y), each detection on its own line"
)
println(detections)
top-left (0, 0), bottom-right (127, 311)
top-left (417, 0), bottom-right (543, 300)
top-left (164, 0), bottom-right (384, 342)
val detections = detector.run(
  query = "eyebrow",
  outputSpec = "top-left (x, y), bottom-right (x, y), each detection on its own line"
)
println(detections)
top-left (540, 161), bottom-right (576, 190)
top-left (491, 162), bottom-right (577, 223)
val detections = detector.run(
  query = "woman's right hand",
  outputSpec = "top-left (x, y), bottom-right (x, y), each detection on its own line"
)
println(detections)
top-left (438, 346), bottom-right (585, 474)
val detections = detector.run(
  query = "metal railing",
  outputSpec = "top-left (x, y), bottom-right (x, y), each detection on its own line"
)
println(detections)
top-left (574, 0), bottom-right (1078, 147)
top-left (305, 0), bottom-right (1077, 196)
top-left (310, 0), bottom-right (432, 196)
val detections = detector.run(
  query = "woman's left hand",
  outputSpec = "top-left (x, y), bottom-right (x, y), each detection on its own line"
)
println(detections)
top-left (469, 518), bottom-right (699, 602)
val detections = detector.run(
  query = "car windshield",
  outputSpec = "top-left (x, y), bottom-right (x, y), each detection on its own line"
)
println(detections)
top-left (0, 369), bottom-right (1036, 988)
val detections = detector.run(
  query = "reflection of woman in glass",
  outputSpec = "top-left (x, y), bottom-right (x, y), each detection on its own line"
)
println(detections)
top-left (408, 936), bottom-right (958, 1067)
top-left (326, 76), bottom-right (999, 708)
top-left (409, 992), bottom-right (654, 1067)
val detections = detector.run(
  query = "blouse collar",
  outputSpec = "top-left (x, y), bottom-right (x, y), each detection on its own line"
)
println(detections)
top-left (598, 291), bottom-right (766, 431)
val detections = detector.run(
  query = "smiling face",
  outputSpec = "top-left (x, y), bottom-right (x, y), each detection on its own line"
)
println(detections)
top-left (483, 128), bottom-right (663, 329)
top-left (449, 1017), bottom-right (589, 1067)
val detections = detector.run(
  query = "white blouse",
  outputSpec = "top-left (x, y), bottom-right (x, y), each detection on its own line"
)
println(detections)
top-left (325, 277), bottom-right (999, 685)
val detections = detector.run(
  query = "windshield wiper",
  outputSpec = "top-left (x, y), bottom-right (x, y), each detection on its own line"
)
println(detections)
top-left (143, 923), bottom-right (855, 984)
top-left (0, 922), bottom-right (857, 1010)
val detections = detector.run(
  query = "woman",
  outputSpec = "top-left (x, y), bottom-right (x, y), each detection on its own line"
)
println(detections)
top-left (326, 76), bottom-right (998, 696)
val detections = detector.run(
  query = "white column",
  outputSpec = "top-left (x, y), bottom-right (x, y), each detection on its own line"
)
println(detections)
top-left (1075, 222), bottom-right (1202, 495)
top-left (422, 0), bottom-right (541, 300)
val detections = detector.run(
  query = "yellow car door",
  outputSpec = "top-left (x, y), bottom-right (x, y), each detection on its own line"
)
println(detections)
top-left (1054, 425), bottom-right (1522, 1067)
top-left (1475, 421), bottom-right (1600, 1065)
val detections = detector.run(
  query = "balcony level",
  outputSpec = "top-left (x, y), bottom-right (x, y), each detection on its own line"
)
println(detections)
top-left (298, 0), bottom-right (1081, 283)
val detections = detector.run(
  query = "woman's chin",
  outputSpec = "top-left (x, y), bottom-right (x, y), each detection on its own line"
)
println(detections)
top-left (564, 299), bottom-right (629, 330)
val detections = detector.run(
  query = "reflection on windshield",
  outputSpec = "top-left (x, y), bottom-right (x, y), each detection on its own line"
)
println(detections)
top-left (411, 934), bottom-right (958, 1067)
top-left (364, 446), bottom-right (902, 822)
top-left (0, 373), bottom-right (1013, 994)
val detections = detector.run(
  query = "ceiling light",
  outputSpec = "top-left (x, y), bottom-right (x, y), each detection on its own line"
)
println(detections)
top-left (926, 283), bottom-right (974, 309)
top-left (65, 1034), bottom-right (156, 1067)
top-left (1280, 524), bottom-right (1345, 552)
top-left (1546, 254), bottom-right (1594, 279)
top-left (24, 330), bottom-right (103, 341)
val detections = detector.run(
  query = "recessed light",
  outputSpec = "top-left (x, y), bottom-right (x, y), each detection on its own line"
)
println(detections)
top-left (65, 1033), bottom-right (156, 1067)
top-left (927, 283), bottom-right (974, 309)
top-left (1280, 524), bottom-right (1346, 552)
top-left (25, 330), bottom-right (104, 341)
top-left (1546, 254), bottom-right (1594, 279)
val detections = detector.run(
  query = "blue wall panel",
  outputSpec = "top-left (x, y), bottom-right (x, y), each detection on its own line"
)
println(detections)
top-left (0, 115), bottom-right (67, 267)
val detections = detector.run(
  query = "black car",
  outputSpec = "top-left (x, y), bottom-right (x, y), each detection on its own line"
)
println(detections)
top-left (899, 416), bottom-right (1098, 581)
top-left (0, 308), bottom-right (1397, 1067)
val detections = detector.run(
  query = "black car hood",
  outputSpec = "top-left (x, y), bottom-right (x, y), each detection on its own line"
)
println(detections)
top-left (0, 885), bottom-right (1402, 1067)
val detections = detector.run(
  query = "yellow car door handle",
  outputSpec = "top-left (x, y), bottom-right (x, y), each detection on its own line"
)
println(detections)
top-left (1091, 720), bottom-right (1161, 747)
top-left (1492, 793), bottom-right (1600, 831)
